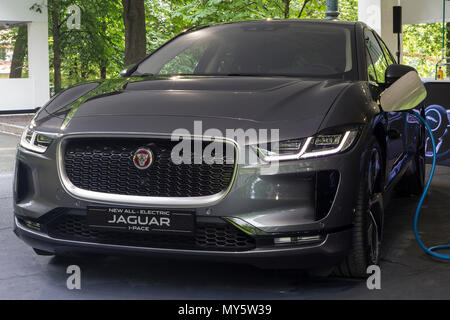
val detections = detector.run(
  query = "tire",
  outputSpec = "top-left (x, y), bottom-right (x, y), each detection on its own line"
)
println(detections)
top-left (333, 138), bottom-right (384, 278)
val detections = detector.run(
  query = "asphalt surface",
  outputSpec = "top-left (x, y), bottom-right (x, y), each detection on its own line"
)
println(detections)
top-left (0, 114), bottom-right (33, 135)
top-left (1, 132), bottom-right (449, 299)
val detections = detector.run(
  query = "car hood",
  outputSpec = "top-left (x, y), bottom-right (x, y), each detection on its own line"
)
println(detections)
top-left (38, 76), bottom-right (350, 141)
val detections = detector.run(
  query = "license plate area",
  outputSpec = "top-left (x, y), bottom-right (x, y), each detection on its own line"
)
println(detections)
top-left (87, 206), bottom-right (195, 235)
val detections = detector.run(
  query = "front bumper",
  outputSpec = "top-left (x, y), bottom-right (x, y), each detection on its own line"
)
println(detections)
top-left (14, 217), bottom-right (351, 269)
top-left (13, 129), bottom-right (369, 269)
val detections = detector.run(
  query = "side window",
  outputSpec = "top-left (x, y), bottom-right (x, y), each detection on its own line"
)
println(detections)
top-left (366, 48), bottom-right (378, 82)
top-left (376, 34), bottom-right (397, 65)
top-left (365, 30), bottom-right (388, 83)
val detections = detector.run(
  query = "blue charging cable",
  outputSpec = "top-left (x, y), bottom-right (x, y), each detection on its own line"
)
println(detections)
top-left (413, 112), bottom-right (450, 260)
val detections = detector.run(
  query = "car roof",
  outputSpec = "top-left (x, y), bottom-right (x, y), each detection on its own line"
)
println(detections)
top-left (189, 19), bottom-right (361, 31)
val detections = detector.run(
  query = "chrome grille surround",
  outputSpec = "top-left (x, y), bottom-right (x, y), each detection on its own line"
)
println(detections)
top-left (57, 134), bottom-right (239, 207)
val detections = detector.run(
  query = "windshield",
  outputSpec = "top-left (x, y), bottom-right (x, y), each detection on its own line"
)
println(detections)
top-left (135, 21), bottom-right (357, 79)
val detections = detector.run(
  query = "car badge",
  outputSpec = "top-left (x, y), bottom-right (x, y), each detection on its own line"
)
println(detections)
top-left (133, 148), bottom-right (154, 170)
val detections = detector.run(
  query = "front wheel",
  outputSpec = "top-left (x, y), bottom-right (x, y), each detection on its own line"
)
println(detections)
top-left (333, 139), bottom-right (384, 278)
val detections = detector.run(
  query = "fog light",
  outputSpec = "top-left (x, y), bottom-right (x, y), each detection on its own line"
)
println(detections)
top-left (274, 235), bottom-right (322, 245)
top-left (25, 220), bottom-right (41, 231)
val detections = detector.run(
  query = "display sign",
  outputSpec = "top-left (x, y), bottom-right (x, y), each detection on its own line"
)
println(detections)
top-left (423, 82), bottom-right (450, 166)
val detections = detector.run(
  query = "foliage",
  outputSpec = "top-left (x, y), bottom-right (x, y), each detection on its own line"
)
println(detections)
top-left (0, 28), bottom-right (16, 61)
top-left (145, 0), bottom-right (358, 66)
top-left (35, 1), bottom-right (447, 87)
top-left (403, 23), bottom-right (444, 79)
top-left (39, 0), bottom-right (359, 91)
top-left (145, 0), bottom-right (183, 53)
top-left (173, 0), bottom-right (357, 27)
top-left (0, 26), bottom-right (29, 78)
top-left (63, 1), bottom-right (124, 85)
top-left (42, 0), bottom-right (124, 90)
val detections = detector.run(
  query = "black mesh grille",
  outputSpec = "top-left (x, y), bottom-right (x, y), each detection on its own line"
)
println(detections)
top-left (47, 215), bottom-right (255, 251)
top-left (63, 138), bottom-right (236, 197)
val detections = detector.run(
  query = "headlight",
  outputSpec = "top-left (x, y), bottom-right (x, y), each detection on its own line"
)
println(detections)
top-left (254, 129), bottom-right (359, 162)
top-left (20, 127), bottom-right (54, 153)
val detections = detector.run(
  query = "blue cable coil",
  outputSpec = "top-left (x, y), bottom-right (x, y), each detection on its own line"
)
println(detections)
top-left (414, 113), bottom-right (450, 260)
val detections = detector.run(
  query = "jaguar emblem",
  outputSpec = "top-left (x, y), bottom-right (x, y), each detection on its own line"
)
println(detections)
top-left (133, 148), bottom-right (154, 170)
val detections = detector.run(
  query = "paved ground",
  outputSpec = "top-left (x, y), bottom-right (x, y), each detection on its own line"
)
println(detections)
top-left (0, 132), bottom-right (449, 299)
top-left (0, 114), bottom-right (33, 135)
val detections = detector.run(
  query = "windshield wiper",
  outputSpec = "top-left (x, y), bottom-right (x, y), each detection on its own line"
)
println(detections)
top-left (221, 73), bottom-right (303, 77)
top-left (130, 72), bottom-right (155, 77)
top-left (223, 73), bottom-right (268, 77)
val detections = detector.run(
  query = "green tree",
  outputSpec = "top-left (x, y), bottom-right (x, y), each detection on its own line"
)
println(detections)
top-left (48, 0), bottom-right (66, 92)
top-left (9, 25), bottom-right (28, 78)
top-left (173, 0), bottom-right (357, 27)
top-left (36, 0), bottom-right (360, 92)
top-left (61, 0), bottom-right (124, 85)
top-left (34, 0), bottom-right (125, 92)
top-left (403, 23), bottom-right (442, 78)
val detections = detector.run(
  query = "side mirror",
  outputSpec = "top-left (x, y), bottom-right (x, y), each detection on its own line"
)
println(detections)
top-left (385, 64), bottom-right (417, 85)
top-left (380, 71), bottom-right (427, 112)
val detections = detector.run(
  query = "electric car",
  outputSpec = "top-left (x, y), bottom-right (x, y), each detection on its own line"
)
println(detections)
top-left (14, 20), bottom-right (425, 278)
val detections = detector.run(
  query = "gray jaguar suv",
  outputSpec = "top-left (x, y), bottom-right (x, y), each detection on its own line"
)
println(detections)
top-left (13, 19), bottom-right (425, 278)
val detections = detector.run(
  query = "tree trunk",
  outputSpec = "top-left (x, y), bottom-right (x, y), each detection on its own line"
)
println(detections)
top-left (99, 21), bottom-right (107, 79)
top-left (100, 65), bottom-right (107, 79)
top-left (50, 1), bottom-right (62, 92)
top-left (9, 25), bottom-right (27, 78)
top-left (298, 0), bottom-right (310, 18)
top-left (283, 0), bottom-right (290, 19)
top-left (122, 0), bottom-right (146, 66)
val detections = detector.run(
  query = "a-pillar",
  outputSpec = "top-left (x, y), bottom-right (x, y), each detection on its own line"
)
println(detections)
top-left (358, 0), bottom-right (403, 62)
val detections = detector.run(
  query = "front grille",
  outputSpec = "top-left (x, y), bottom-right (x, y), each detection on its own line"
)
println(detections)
top-left (47, 215), bottom-right (256, 251)
top-left (63, 138), bottom-right (236, 197)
